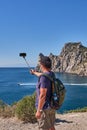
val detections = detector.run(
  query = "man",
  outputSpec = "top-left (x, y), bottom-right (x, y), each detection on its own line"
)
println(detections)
top-left (30, 55), bottom-right (56, 130)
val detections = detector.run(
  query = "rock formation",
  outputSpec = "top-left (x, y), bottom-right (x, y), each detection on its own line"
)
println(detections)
top-left (49, 42), bottom-right (87, 76)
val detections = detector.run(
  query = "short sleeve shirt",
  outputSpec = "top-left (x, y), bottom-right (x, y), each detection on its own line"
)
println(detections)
top-left (35, 71), bottom-right (53, 110)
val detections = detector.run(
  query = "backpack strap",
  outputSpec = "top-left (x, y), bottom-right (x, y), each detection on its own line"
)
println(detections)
top-left (41, 71), bottom-right (56, 81)
top-left (41, 73), bottom-right (54, 82)
top-left (41, 73), bottom-right (56, 93)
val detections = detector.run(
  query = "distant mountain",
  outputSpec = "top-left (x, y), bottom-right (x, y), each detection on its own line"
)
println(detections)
top-left (49, 42), bottom-right (87, 76)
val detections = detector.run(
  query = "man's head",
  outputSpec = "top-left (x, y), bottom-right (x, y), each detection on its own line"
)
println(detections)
top-left (39, 56), bottom-right (52, 69)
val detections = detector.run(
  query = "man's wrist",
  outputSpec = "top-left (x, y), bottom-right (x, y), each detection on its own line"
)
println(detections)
top-left (37, 109), bottom-right (43, 113)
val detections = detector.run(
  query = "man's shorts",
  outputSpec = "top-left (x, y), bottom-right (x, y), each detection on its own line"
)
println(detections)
top-left (37, 108), bottom-right (55, 130)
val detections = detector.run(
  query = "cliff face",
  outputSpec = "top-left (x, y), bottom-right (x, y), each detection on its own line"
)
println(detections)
top-left (49, 42), bottom-right (87, 76)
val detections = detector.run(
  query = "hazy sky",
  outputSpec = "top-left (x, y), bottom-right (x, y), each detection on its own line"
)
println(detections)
top-left (0, 0), bottom-right (87, 67)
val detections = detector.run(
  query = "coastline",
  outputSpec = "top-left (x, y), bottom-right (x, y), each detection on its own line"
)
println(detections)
top-left (0, 112), bottom-right (87, 130)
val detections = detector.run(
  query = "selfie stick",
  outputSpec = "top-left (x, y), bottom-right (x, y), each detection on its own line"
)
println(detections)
top-left (19, 53), bottom-right (30, 68)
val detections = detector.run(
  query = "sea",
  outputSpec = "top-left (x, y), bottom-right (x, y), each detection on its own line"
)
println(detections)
top-left (0, 67), bottom-right (87, 113)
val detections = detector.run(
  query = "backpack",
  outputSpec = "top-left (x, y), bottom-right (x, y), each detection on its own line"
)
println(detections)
top-left (42, 72), bottom-right (66, 110)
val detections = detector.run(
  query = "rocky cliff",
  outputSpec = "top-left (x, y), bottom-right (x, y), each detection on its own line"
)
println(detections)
top-left (49, 42), bottom-right (87, 76)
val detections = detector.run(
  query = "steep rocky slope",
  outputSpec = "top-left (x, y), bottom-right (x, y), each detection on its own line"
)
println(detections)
top-left (49, 42), bottom-right (87, 76)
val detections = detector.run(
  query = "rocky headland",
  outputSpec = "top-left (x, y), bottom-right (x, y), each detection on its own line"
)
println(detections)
top-left (39, 42), bottom-right (87, 76)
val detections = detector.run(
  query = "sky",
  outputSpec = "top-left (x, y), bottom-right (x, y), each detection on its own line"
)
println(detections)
top-left (0, 0), bottom-right (87, 67)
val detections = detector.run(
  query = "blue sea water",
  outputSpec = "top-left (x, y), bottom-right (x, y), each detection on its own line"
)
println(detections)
top-left (0, 67), bottom-right (87, 113)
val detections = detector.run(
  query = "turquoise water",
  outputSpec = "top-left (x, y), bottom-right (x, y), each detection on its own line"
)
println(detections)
top-left (0, 67), bottom-right (87, 113)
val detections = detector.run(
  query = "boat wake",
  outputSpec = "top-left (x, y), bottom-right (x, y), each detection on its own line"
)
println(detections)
top-left (18, 82), bottom-right (87, 86)
top-left (64, 83), bottom-right (87, 86)
top-left (18, 83), bottom-right (36, 86)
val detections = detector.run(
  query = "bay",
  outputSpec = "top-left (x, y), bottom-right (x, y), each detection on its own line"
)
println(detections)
top-left (0, 67), bottom-right (87, 113)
